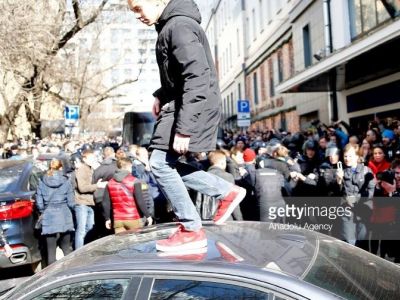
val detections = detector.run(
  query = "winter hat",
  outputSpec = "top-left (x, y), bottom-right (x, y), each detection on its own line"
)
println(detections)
top-left (303, 140), bottom-right (318, 152)
top-left (325, 146), bottom-right (340, 157)
top-left (243, 148), bottom-right (256, 162)
top-left (382, 129), bottom-right (395, 141)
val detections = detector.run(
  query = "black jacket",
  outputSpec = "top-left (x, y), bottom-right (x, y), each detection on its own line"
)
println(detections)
top-left (151, 0), bottom-right (221, 152)
top-left (93, 157), bottom-right (118, 203)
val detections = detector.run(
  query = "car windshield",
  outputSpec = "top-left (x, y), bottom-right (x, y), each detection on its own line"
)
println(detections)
top-left (303, 238), bottom-right (400, 300)
top-left (0, 162), bottom-right (24, 193)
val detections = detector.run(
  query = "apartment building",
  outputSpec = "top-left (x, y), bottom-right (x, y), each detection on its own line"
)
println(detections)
top-left (277, 0), bottom-right (400, 134)
top-left (203, 0), bottom-right (399, 133)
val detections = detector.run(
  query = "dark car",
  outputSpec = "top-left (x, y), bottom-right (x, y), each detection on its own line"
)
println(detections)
top-left (0, 160), bottom-right (41, 272)
top-left (3, 222), bottom-right (400, 300)
top-left (122, 111), bottom-right (155, 147)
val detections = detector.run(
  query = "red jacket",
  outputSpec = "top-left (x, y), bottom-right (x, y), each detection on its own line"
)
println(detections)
top-left (107, 175), bottom-right (141, 221)
top-left (368, 159), bottom-right (395, 224)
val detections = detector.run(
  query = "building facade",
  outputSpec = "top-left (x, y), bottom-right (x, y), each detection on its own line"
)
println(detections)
top-left (202, 0), bottom-right (400, 134)
top-left (277, 0), bottom-right (400, 135)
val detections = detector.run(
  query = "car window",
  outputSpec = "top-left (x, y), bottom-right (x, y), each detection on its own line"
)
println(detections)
top-left (0, 164), bottom-right (24, 193)
top-left (304, 239), bottom-right (400, 300)
top-left (150, 279), bottom-right (292, 300)
top-left (32, 279), bottom-right (130, 300)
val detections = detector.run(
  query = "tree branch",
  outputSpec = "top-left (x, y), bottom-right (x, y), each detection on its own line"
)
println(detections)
top-left (53, 0), bottom-right (109, 54)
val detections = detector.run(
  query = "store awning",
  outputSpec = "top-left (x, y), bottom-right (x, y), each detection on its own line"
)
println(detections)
top-left (276, 20), bottom-right (400, 93)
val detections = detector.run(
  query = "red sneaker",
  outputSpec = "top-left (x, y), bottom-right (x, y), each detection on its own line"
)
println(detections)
top-left (156, 225), bottom-right (207, 252)
top-left (213, 186), bottom-right (246, 225)
top-left (216, 241), bottom-right (244, 263)
top-left (157, 246), bottom-right (207, 261)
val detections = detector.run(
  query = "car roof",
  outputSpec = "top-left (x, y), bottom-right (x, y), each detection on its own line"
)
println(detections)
top-left (0, 159), bottom-right (30, 169)
top-left (41, 222), bottom-right (318, 277)
top-left (8, 222), bottom-right (400, 300)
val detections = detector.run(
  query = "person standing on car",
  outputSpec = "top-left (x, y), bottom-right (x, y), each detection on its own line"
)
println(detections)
top-left (0, 224), bottom-right (13, 258)
top-left (36, 159), bottom-right (75, 265)
top-left (128, 0), bottom-right (245, 253)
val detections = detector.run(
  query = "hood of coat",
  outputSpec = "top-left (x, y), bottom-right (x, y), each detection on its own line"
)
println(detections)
top-left (101, 157), bottom-right (116, 166)
top-left (156, 0), bottom-right (201, 31)
top-left (42, 171), bottom-right (68, 188)
top-left (113, 170), bottom-right (131, 183)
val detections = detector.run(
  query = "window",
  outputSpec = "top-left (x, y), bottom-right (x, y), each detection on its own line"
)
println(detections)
top-left (252, 9), bottom-right (257, 41)
top-left (259, 0), bottom-right (264, 32)
top-left (269, 60), bottom-right (275, 97)
top-left (348, 0), bottom-right (394, 38)
top-left (246, 17), bottom-right (251, 47)
top-left (229, 43), bottom-right (232, 67)
top-left (34, 279), bottom-right (130, 300)
top-left (302, 24), bottom-right (312, 68)
top-left (267, 1), bottom-right (272, 23)
top-left (236, 28), bottom-right (241, 57)
top-left (227, 94), bottom-right (230, 116)
top-left (253, 72), bottom-right (259, 106)
top-left (231, 92), bottom-right (234, 114)
top-left (150, 279), bottom-right (274, 299)
top-left (277, 51), bottom-right (283, 83)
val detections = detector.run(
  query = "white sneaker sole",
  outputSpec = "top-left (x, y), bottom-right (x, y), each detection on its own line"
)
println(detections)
top-left (156, 239), bottom-right (208, 252)
top-left (157, 246), bottom-right (208, 257)
top-left (214, 187), bottom-right (246, 225)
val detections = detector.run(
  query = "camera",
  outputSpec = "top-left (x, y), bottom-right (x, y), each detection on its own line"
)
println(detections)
top-left (376, 170), bottom-right (395, 184)
top-left (311, 119), bottom-right (321, 127)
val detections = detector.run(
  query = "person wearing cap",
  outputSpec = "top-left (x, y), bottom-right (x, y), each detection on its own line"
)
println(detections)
top-left (292, 140), bottom-right (320, 197)
top-left (318, 146), bottom-right (342, 197)
top-left (382, 129), bottom-right (398, 161)
top-left (241, 148), bottom-right (257, 220)
top-left (317, 146), bottom-right (342, 237)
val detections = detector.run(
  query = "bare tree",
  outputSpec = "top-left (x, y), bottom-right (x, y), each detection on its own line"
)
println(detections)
top-left (0, 0), bottom-right (111, 142)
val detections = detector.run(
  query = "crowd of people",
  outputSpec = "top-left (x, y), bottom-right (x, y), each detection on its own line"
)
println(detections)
top-left (1, 115), bottom-right (400, 265)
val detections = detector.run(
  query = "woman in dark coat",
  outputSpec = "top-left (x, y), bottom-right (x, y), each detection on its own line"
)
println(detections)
top-left (36, 159), bottom-right (75, 265)
top-left (129, 0), bottom-right (245, 253)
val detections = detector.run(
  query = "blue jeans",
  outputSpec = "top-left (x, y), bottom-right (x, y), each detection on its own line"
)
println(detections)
top-left (339, 212), bottom-right (368, 246)
top-left (149, 149), bottom-right (233, 231)
top-left (74, 204), bottom-right (94, 249)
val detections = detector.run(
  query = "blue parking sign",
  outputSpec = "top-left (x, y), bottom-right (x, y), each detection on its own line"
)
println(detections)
top-left (237, 100), bottom-right (250, 113)
top-left (65, 105), bottom-right (80, 121)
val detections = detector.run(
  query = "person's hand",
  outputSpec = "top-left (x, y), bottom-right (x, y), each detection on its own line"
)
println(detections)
top-left (97, 179), bottom-right (108, 189)
top-left (337, 169), bottom-right (344, 184)
top-left (146, 216), bottom-right (153, 226)
top-left (4, 244), bottom-right (12, 258)
top-left (105, 220), bottom-right (112, 230)
top-left (173, 133), bottom-right (190, 155)
top-left (381, 180), bottom-right (396, 194)
top-left (238, 167), bottom-right (247, 177)
top-left (290, 171), bottom-right (298, 180)
top-left (152, 97), bottom-right (160, 119)
top-left (307, 173), bottom-right (316, 180)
